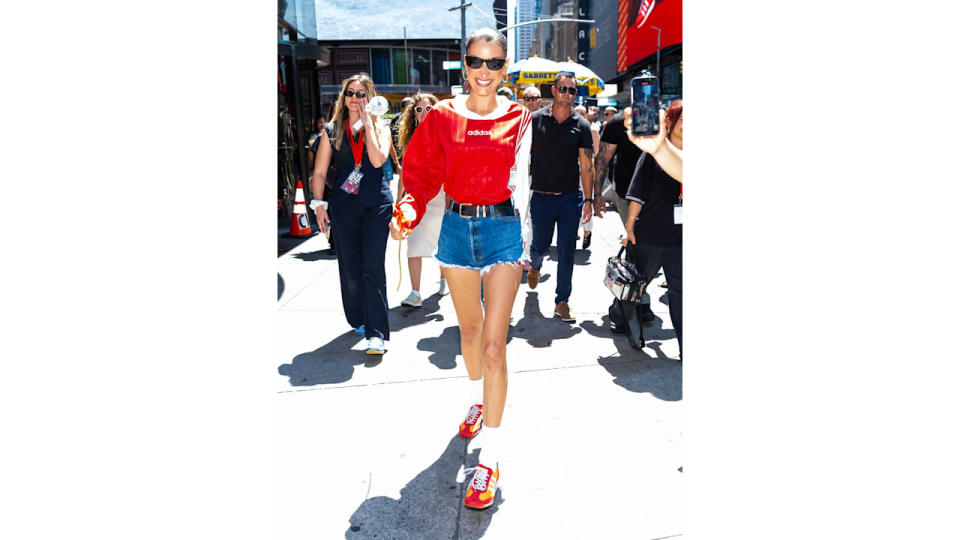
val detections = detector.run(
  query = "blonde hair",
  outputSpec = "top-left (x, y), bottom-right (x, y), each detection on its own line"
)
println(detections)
top-left (329, 73), bottom-right (381, 151)
top-left (397, 92), bottom-right (439, 157)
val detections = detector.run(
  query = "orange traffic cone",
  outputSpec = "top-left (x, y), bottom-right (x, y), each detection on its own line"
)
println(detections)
top-left (288, 180), bottom-right (315, 237)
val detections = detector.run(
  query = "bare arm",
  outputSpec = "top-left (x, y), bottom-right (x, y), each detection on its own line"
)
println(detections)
top-left (310, 130), bottom-right (332, 233)
top-left (622, 200), bottom-right (643, 245)
top-left (579, 147), bottom-right (595, 224)
top-left (389, 142), bottom-right (400, 173)
top-left (310, 130), bottom-right (331, 200)
top-left (357, 97), bottom-right (390, 168)
top-left (594, 141), bottom-right (617, 192)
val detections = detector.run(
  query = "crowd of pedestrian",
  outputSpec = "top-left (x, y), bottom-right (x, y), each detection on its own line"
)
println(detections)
top-left (303, 25), bottom-right (682, 512)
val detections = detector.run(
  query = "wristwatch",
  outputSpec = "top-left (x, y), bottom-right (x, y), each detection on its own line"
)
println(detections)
top-left (584, 198), bottom-right (593, 203)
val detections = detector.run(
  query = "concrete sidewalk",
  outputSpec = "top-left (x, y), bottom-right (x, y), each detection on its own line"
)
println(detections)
top-left (277, 209), bottom-right (682, 539)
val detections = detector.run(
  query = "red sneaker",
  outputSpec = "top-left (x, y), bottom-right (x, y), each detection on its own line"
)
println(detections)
top-left (463, 463), bottom-right (499, 510)
top-left (458, 404), bottom-right (483, 439)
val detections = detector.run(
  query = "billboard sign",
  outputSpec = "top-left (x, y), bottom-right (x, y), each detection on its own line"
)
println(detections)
top-left (617, 0), bottom-right (682, 72)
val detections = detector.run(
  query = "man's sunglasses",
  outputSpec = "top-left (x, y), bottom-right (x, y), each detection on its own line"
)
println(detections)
top-left (464, 55), bottom-right (507, 70)
top-left (555, 86), bottom-right (577, 95)
top-left (414, 105), bottom-right (432, 114)
top-left (343, 90), bottom-right (367, 99)
top-left (523, 95), bottom-right (540, 101)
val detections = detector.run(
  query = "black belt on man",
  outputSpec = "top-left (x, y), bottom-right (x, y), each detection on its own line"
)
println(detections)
top-left (450, 198), bottom-right (518, 218)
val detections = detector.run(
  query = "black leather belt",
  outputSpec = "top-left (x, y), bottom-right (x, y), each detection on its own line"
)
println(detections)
top-left (450, 199), bottom-right (518, 218)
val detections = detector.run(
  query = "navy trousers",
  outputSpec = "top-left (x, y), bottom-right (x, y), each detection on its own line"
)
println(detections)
top-left (328, 197), bottom-right (392, 340)
top-left (529, 191), bottom-right (583, 305)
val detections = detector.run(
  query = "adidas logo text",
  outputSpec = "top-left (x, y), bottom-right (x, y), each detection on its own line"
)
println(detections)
top-left (467, 130), bottom-right (493, 136)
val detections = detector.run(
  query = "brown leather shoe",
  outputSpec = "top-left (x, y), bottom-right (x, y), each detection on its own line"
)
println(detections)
top-left (554, 301), bottom-right (576, 322)
top-left (527, 268), bottom-right (540, 289)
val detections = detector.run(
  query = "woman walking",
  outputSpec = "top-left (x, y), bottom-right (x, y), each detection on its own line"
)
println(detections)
top-left (310, 73), bottom-right (395, 355)
top-left (396, 92), bottom-right (449, 306)
top-left (390, 27), bottom-right (531, 510)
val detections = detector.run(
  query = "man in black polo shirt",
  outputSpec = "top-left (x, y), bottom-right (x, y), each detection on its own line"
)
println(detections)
top-left (527, 72), bottom-right (596, 323)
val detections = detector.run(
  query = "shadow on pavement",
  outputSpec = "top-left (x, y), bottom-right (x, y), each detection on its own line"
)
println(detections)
top-left (543, 245), bottom-right (591, 266)
top-left (416, 325), bottom-right (461, 370)
top-left (278, 330), bottom-right (376, 386)
top-left (389, 293), bottom-right (446, 332)
top-left (346, 435), bottom-right (501, 539)
top-left (278, 294), bottom-right (447, 387)
top-left (580, 315), bottom-right (682, 402)
top-left (278, 273), bottom-right (285, 302)
top-left (510, 291), bottom-right (582, 347)
top-left (293, 249), bottom-right (337, 262)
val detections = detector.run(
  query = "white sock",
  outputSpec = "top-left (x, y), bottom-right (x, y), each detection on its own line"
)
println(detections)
top-left (478, 425), bottom-right (501, 469)
top-left (411, 289), bottom-right (420, 297)
top-left (469, 377), bottom-right (484, 408)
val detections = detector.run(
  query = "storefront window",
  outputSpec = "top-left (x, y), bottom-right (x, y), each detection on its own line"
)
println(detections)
top-left (431, 50), bottom-right (446, 86)
top-left (371, 48), bottom-right (391, 85)
top-left (662, 61), bottom-right (682, 94)
top-left (412, 49), bottom-right (431, 86)
top-left (392, 49), bottom-right (408, 85)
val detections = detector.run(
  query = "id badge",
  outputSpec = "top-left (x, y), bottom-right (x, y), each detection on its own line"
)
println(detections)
top-left (674, 204), bottom-right (683, 225)
top-left (340, 167), bottom-right (363, 194)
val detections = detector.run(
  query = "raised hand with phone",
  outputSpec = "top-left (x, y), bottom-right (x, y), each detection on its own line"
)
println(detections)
top-left (624, 73), bottom-right (682, 182)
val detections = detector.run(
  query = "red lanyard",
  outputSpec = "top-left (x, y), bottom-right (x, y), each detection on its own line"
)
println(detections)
top-left (346, 124), bottom-right (364, 168)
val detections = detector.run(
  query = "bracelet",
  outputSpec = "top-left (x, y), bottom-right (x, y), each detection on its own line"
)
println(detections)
top-left (584, 198), bottom-right (593, 203)
top-left (309, 199), bottom-right (328, 211)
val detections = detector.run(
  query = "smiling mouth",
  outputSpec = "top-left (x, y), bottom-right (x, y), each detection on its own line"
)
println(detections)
top-left (474, 79), bottom-right (493, 88)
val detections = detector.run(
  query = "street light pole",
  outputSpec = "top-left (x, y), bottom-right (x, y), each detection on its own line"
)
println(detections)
top-left (448, 2), bottom-right (472, 83)
top-left (651, 25), bottom-right (661, 80)
top-left (460, 0), bottom-right (466, 61)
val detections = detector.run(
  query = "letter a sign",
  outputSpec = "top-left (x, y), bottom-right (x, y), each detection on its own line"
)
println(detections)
top-left (635, 0), bottom-right (656, 28)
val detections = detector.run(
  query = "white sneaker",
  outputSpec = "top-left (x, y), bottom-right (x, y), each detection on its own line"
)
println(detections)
top-left (438, 280), bottom-right (449, 297)
top-left (366, 337), bottom-right (385, 355)
top-left (401, 291), bottom-right (422, 307)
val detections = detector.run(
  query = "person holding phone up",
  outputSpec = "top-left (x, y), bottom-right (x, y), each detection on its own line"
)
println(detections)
top-left (616, 99), bottom-right (684, 356)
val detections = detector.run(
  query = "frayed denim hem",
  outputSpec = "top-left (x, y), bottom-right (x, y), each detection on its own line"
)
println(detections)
top-left (438, 260), bottom-right (522, 275)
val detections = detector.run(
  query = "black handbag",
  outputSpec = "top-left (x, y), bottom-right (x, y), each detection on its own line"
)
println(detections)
top-left (605, 245), bottom-right (648, 350)
top-left (604, 245), bottom-right (646, 303)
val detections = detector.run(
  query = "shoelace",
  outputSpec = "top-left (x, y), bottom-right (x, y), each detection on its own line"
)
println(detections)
top-left (471, 466), bottom-right (490, 491)
top-left (464, 405), bottom-right (482, 425)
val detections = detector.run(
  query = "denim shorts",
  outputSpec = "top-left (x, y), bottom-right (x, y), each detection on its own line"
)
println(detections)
top-left (435, 205), bottom-right (523, 274)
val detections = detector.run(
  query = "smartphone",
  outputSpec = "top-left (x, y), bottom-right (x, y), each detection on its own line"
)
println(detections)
top-left (630, 75), bottom-right (660, 136)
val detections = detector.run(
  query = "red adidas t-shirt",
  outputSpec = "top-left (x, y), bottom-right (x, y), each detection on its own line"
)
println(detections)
top-left (398, 95), bottom-right (532, 229)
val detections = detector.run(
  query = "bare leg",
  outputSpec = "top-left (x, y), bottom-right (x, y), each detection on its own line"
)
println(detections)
top-left (479, 263), bottom-right (522, 427)
top-left (407, 256), bottom-right (423, 292)
top-left (443, 267), bottom-right (484, 381)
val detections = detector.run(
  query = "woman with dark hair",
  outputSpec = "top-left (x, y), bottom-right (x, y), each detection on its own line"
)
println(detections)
top-left (310, 73), bottom-right (395, 355)
top-left (390, 27), bottom-right (531, 510)
top-left (395, 92), bottom-right (449, 306)
top-left (620, 98), bottom-right (684, 355)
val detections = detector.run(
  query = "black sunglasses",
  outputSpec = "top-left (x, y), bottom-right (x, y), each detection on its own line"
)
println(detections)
top-left (523, 95), bottom-right (540, 101)
top-left (343, 90), bottom-right (367, 99)
top-left (414, 105), bottom-right (432, 114)
top-left (464, 55), bottom-right (507, 70)
top-left (555, 86), bottom-right (577, 95)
